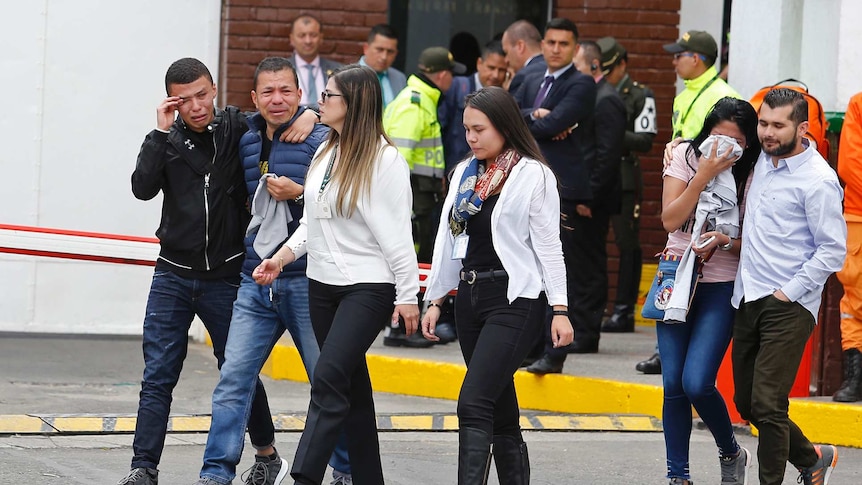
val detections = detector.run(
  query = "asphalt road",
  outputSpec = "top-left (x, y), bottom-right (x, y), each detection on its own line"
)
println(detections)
top-left (1, 335), bottom-right (860, 484)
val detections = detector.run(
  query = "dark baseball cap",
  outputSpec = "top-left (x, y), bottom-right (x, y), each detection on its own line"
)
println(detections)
top-left (597, 37), bottom-right (626, 75)
top-left (663, 30), bottom-right (718, 59)
top-left (418, 47), bottom-right (467, 74)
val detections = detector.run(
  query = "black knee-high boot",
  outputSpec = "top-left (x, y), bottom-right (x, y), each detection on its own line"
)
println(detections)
top-left (492, 434), bottom-right (530, 484)
top-left (458, 427), bottom-right (492, 485)
top-left (833, 348), bottom-right (862, 402)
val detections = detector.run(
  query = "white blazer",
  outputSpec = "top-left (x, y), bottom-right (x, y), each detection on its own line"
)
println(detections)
top-left (424, 157), bottom-right (567, 306)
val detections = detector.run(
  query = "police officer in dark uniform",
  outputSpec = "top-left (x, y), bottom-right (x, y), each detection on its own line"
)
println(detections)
top-left (597, 37), bottom-right (658, 336)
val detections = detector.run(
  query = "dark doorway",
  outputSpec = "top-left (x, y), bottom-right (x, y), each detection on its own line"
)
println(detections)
top-left (389, 0), bottom-right (552, 75)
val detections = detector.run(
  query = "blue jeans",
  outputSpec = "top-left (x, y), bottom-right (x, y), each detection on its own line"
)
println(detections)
top-left (131, 270), bottom-right (271, 470)
top-left (656, 282), bottom-right (740, 480)
top-left (201, 273), bottom-right (351, 483)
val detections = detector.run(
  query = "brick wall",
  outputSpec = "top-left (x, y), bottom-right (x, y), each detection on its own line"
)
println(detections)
top-left (555, 0), bottom-right (681, 304)
top-left (219, 0), bottom-right (388, 110)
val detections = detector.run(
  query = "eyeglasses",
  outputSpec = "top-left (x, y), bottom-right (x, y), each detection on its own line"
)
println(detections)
top-left (673, 52), bottom-right (697, 60)
top-left (320, 91), bottom-right (343, 103)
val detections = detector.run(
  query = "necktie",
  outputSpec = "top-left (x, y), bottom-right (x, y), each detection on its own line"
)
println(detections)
top-left (532, 75), bottom-right (555, 109)
top-left (378, 71), bottom-right (394, 107)
top-left (305, 65), bottom-right (316, 105)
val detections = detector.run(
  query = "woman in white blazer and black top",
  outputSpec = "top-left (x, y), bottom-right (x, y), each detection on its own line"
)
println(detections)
top-left (422, 86), bottom-right (573, 484)
top-left (254, 65), bottom-right (419, 485)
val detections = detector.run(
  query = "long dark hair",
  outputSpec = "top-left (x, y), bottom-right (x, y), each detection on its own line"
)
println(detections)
top-left (313, 64), bottom-right (392, 217)
top-left (464, 86), bottom-right (546, 164)
top-left (686, 97), bottom-right (760, 203)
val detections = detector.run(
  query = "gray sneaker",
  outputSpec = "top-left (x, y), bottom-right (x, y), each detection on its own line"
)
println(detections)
top-left (241, 456), bottom-right (288, 485)
top-left (798, 444), bottom-right (838, 485)
top-left (194, 479), bottom-right (226, 485)
top-left (118, 468), bottom-right (158, 485)
top-left (668, 478), bottom-right (692, 485)
top-left (720, 446), bottom-right (751, 484)
top-left (330, 471), bottom-right (353, 484)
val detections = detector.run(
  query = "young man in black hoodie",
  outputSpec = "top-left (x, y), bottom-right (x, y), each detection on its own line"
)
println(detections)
top-left (121, 58), bottom-right (317, 485)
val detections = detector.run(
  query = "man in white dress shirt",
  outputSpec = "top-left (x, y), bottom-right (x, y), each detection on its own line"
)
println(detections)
top-left (732, 88), bottom-right (845, 485)
top-left (289, 13), bottom-right (343, 111)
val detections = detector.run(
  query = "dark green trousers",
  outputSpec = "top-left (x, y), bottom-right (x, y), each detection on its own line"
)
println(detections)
top-left (732, 295), bottom-right (819, 485)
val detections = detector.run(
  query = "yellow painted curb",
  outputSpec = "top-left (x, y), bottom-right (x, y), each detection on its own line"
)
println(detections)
top-left (0, 415), bottom-right (50, 433)
top-left (262, 344), bottom-right (664, 419)
top-left (0, 412), bottom-right (660, 435)
top-left (261, 343), bottom-right (862, 449)
top-left (636, 263), bottom-right (659, 328)
top-left (788, 400), bottom-right (862, 448)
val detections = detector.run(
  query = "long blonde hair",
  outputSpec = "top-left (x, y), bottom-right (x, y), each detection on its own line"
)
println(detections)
top-left (313, 64), bottom-right (392, 217)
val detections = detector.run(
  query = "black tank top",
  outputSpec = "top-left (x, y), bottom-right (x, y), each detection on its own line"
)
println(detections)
top-left (462, 194), bottom-right (504, 271)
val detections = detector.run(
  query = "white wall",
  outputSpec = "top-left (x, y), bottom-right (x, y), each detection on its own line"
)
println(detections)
top-left (835, 1), bottom-right (862, 110)
top-left (0, 1), bottom-right (221, 334)
top-left (730, 0), bottom-right (859, 112)
top-left (677, 0), bottom-right (726, 94)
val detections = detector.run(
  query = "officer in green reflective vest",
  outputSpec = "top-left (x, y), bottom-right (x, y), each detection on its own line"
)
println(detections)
top-left (384, 47), bottom-right (465, 263)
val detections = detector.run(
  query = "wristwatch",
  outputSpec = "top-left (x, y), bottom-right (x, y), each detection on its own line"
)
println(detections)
top-left (294, 193), bottom-right (304, 205)
top-left (719, 237), bottom-right (734, 251)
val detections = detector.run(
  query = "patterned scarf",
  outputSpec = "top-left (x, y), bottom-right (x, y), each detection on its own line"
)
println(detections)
top-left (449, 148), bottom-right (522, 236)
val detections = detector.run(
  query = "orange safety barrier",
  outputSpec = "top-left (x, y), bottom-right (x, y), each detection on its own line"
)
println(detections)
top-left (716, 338), bottom-right (814, 424)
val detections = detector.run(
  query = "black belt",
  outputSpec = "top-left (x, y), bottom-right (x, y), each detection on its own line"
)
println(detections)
top-left (459, 269), bottom-right (508, 285)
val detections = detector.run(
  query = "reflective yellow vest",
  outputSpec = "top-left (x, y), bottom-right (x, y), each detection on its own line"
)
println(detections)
top-left (671, 67), bottom-right (741, 139)
top-left (383, 75), bottom-right (445, 179)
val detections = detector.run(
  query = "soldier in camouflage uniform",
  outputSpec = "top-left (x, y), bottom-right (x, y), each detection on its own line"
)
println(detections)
top-left (597, 37), bottom-right (658, 335)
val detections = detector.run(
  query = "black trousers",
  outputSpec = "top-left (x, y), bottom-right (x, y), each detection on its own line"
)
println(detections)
top-left (546, 201), bottom-right (610, 358)
top-left (455, 278), bottom-right (545, 437)
top-left (412, 175), bottom-right (442, 264)
top-left (611, 190), bottom-right (642, 310)
top-left (291, 280), bottom-right (395, 485)
top-left (732, 295), bottom-right (819, 485)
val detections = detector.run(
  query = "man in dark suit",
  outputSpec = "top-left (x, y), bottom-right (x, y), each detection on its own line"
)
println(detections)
top-left (289, 13), bottom-right (343, 110)
top-left (502, 20), bottom-right (545, 94)
top-left (439, 40), bottom-right (508, 171)
top-left (526, 40), bottom-right (627, 374)
top-left (359, 24), bottom-right (406, 109)
top-left (511, 18), bottom-right (599, 372)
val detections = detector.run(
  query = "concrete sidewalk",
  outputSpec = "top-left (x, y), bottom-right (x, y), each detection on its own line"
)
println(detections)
top-left (263, 323), bottom-right (862, 449)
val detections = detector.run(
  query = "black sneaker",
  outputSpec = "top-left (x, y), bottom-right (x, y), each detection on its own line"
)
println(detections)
top-left (601, 312), bottom-right (635, 333)
top-left (241, 455), bottom-right (289, 485)
top-left (117, 468), bottom-right (158, 485)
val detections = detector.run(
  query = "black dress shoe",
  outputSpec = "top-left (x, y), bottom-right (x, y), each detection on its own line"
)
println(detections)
top-left (383, 330), bottom-right (436, 348)
top-left (566, 339), bottom-right (599, 354)
top-left (525, 354), bottom-right (564, 374)
top-left (434, 322), bottom-right (457, 344)
top-left (601, 312), bottom-right (635, 333)
top-left (635, 353), bottom-right (662, 374)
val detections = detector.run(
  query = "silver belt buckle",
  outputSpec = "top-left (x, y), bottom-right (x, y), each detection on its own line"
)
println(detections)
top-left (464, 270), bottom-right (477, 284)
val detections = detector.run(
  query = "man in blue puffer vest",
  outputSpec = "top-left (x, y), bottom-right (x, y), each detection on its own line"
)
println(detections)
top-left (195, 57), bottom-right (352, 485)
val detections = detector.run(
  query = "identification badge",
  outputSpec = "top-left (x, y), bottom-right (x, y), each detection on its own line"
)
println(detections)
top-left (313, 201), bottom-right (332, 219)
top-left (451, 234), bottom-right (469, 259)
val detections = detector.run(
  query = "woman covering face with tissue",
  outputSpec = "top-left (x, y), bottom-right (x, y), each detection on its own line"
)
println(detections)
top-left (656, 97), bottom-right (760, 485)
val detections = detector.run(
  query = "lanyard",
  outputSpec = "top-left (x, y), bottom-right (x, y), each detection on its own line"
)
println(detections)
top-left (677, 75), bottom-right (719, 137)
top-left (318, 144), bottom-right (338, 198)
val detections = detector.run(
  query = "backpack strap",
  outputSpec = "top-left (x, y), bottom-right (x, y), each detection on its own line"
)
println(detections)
top-left (771, 78), bottom-right (809, 92)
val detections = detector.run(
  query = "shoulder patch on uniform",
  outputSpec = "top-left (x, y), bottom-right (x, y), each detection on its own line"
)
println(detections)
top-left (411, 91), bottom-right (421, 105)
